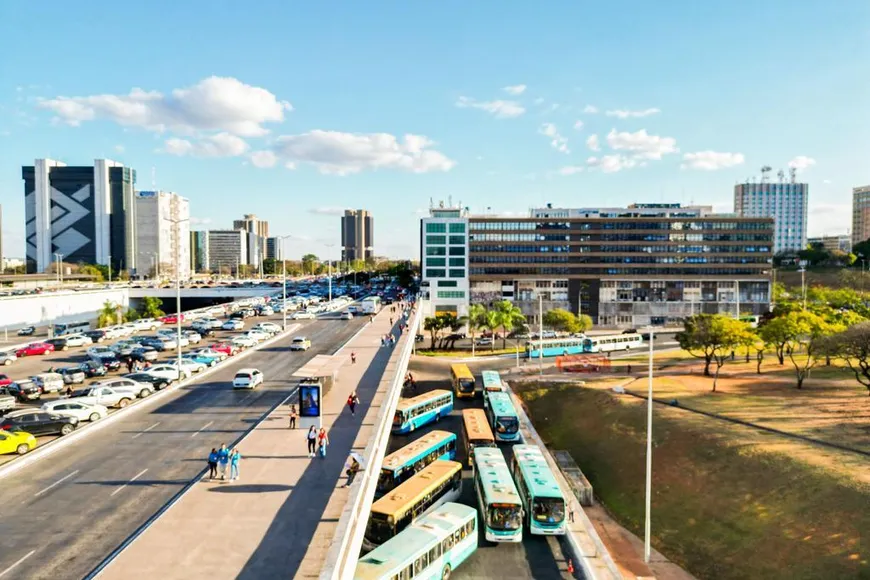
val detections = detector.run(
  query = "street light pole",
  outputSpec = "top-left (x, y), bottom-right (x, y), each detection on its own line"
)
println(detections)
top-left (538, 294), bottom-right (543, 376)
top-left (54, 253), bottom-right (64, 286)
top-left (164, 216), bottom-right (189, 377)
top-left (278, 235), bottom-right (293, 331)
top-left (644, 325), bottom-right (654, 563)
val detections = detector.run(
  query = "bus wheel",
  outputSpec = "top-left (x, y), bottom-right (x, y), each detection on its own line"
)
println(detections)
top-left (441, 565), bottom-right (452, 580)
top-left (435, 412), bottom-right (441, 422)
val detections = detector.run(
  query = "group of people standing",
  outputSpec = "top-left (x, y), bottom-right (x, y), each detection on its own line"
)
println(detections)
top-left (207, 444), bottom-right (242, 481)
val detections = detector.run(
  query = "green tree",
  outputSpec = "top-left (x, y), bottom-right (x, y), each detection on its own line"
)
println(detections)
top-left (677, 314), bottom-right (753, 388)
top-left (827, 322), bottom-right (870, 396)
top-left (97, 300), bottom-right (122, 327)
top-left (758, 316), bottom-right (793, 364)
top-left (301, 254), bottom-right (319, 275)
top-left (262, 258), bottom-right (277, 275)
top-left (423, 314), bottom-right (452, 349)
top-left (79, 264), bottom-right (105, 282)
top-left (139, 296), bottom-right (165, 319)
top-left (467, 304), bottom-right (487, 354)
top-left (783, 310), bottom-right (834, 389)
top-left (491, 300), bottom-right (526, 350)
top-left (481, 309), bottom-right (500, 351)
top-left (125, 308), bottom-right (140, 321)
top-left (543, 309), bottom-right (581, 334)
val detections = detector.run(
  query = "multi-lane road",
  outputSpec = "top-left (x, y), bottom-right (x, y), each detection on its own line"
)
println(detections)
top-left (0, 316), bottom-right (366, 580)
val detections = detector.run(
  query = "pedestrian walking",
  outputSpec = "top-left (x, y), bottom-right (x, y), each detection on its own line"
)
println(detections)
top-left (288, 404), bottom-right (298, 429)
top-left (229, 448), bottom-right (242, 481)
top-left (217, 444), bottom-right (230, 480)
top-left (126, 358), bottom-right (134, 374)
top-left (345, 456), bottom-right (361, 487)
top-left (306, 426), bottom-right (317, 457)
top-left (207, 448), bottom-right (219, 479)
top-left (369, 315), bottom-right (374, 323)
top-left (627, 364), bottom-right (632, 374)
top-left (317, 427), bottom-right (329, 458)
top-left (389, 317), bottom-right (393, 325)
top-left (390, 335), bottom-right (396, 347)
top-left (347, 391), bottom-right (359, 415)
top-left (351, 351), bottom-right (356, 364)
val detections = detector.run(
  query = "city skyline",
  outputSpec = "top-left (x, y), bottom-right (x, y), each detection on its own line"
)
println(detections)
top-left (2, 1), bottom-right (868, 260)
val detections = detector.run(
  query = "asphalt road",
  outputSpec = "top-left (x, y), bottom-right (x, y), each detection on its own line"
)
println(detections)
top-left (0, 316), bottom-right (365, 580)
top-left (385, 357), bottom-right (577, 580)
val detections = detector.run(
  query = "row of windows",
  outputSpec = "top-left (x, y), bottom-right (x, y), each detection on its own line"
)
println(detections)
top-left (425, 222), bottom-right (466, 234)
top-left (403, 394), bottom-right (453, 420)
top-left (470, 256), bottom-right (770, 265)
top-left (437, 290), bottom-right (466, 299)
top-left (390, 519), bottom-right (476, 580)
top-left (469, 245), bottom-right (772, 254)
top-left (470, 221), bottom-right (771, 232)
top-left (425, 269), bottom-right (466, 279)
top-left (426, 246), bottom-right (466, 256)
top-left (470, 233), bottom-right (773, 243)
top-left (438, 280), bottom-right (458, 287)
top-left (470, 267), bottom-right (768, 276)
top-left (426, 235), bottom-right (466, 245)
top-left (425, 258), bottom-right (466, 267)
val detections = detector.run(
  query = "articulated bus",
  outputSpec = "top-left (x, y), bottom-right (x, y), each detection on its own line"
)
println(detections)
top-left (460, 409), bottom-right (496, 467)
top-left (484, 391), bottom-right (521, 443)
top-left (511, 445), bottom-right (567, 535)
top-left (585, 333), bottom-right (643, 353)
top-left (480, 370), bottom-right (505, 409)
top-left (392, 390), bottom-right (454, 434)
top-left (471, 447), bottom-right (523, 543)
top-left (377, 430), bottom-right (457, 498)
top-left (364, 460), bottom-right (463, 552)
top-left (449, 363), bottom-right (476, 399)
top-left (355, 503), bottom-right (477, 580)
top-left (53, 320), bottom-right (91, 336)
top-left (525, 337), bottom-right (586, 358)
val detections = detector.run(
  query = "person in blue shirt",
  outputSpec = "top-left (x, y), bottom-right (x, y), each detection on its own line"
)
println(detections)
top-left (217, 444), bottom-right (230, 480)
top-left (229, 448), bottom-right (242, 481)
top-left (207, 448), bottom-right (219, 480)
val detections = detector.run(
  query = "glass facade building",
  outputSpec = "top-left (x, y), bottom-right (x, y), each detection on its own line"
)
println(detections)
top-left (734, 181), bottom-right (808, 254)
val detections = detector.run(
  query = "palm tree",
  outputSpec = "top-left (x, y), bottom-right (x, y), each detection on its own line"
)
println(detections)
top-left (97, 300), bottom-right (120, 327)
top-left (492, 300), bottom-right (526, 350)
top-left (481, 310), bottom-right (500, 351)
top-left (467, 304), bottom-right (486, 356)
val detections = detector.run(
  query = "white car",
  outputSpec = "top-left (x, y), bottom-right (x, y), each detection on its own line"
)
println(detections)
top-left (200, 317), bottom-right (222, 329)
top-left (254, 322), bottom-right (281, 335)
top-left (167, 358), bottom-right (206, 374)
top-left (134, 318), bottom-right (163, 331)
top-left (291, 311), bottom-right (315, 320)
top-left (223, 319), bottom-right (244, 331)
top-left (289, 337), bottom-right (311, 351)
top-left (64, 333), bottom-right (93, 347)
top-left (182, 330), bottom-right (202, 344)
top-left (95, 377), bottom-right (155, 399)
top-left (341, 311), bottom-right (353, 320)
top-left (232, 368), bottom-right (263, 389)
top-left (42, 400), bottom-right (109, 422)
top-left (231, 336), bottom-right (257, 348)
top-left (193, 348), bottom-right (228, 361)
top-left (144, 364), bottom-right (189, 382)
top-left (87, 346), bottom-right (117, 360)
top-left (242, 330), bottom-right (269, 343)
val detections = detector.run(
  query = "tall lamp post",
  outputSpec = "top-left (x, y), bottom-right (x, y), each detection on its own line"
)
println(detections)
top-left (277, 235), bottom-right (293, 331)
top-left (644, 324), bottom-right (655, 563)
top-left (164, 216), bottom-right (190, 376)
top-left (53, 253), bottom-right (64, 286)
top-left (324, 243), bottom-right (336, 302)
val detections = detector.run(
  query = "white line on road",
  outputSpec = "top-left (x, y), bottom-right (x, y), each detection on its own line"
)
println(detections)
top-left (131, 422), bottom-right (161, 439)
top-left (0, 550), bottom-right (35, 578)
top-left (34, 469), bottom-right (80, 498)
top-left (111, 469), bottom-right (148, 497)
top-left (190, 421), bottom-right (214, 437)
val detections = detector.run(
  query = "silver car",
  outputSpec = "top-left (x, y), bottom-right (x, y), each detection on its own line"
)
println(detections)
top-left (0, 351), bottom-right (17, 366)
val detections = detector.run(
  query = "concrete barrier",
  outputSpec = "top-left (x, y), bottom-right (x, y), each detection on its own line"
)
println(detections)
top-left (553, 450), bottom-right (595, 507)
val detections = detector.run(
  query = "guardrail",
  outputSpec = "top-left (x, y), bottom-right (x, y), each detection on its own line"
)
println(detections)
top-left (320, 302), bottom-right (422, 580)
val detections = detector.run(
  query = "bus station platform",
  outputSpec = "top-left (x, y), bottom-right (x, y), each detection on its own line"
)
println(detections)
top-left (98, 309), bottom-right (408, 580)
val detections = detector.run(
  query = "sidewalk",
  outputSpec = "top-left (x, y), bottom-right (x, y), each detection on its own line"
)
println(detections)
top-left (100, 310), bottom-right (405, 580)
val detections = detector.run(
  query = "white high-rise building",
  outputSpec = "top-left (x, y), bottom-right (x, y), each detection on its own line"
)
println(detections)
top-left (419, 202), bottom-right (469, 318)
top-left (135, 191), bottom-right (190, 280)
top-left (734, 181), bottom-right (808, 254)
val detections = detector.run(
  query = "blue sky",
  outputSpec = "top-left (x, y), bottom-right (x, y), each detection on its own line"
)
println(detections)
top-left (1, 0), bottom-right (868, 260)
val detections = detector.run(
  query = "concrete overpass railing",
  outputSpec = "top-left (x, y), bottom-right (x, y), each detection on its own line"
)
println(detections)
top-left (128, 286), bottom-right (282, 300)
top-left (0, 288), bottom-right (130, 331)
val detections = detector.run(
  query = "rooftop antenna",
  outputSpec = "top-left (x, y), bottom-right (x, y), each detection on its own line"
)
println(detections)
top-left (151, 166), bottom-right (156, 190)
top-left (448, 195), bottom-right (453, 207)
top-left (761, 165), bottom-right (772, 183)
top-left (777, 169), bottom-right (785, 182)
top-left (789, 167), bottom-right (797, 184)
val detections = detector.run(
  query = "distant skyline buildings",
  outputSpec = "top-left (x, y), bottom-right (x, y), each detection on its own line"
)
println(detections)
top-left (734, 179), bottom-right (808, 254)
top-left (135, 190), bottom-right (190, 280)
top-left (852, 185), bottom-right (870, 246)
top-left (341, 209), bottom-right (373, 262)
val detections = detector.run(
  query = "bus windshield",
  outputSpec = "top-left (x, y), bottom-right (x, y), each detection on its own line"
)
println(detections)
top-left (495, 416), bottom-right (519, 435)
top-left (376, 469), bottom-right (394, 493)
top-left (392, 412), bottom-right (404, 425)
top-left (366, 513), bottom-right (395, 545)
top-left (458, 379), bottom-right (475, 393)
top-left (533, 497), bottom-right (565, 524)
top-left (468, 437), bottom-right (497, 448)
top-left (488, 505), bottom-right (522, 531)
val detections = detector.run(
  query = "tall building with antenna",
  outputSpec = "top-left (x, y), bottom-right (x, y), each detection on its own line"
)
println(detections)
top-left (734, 166), bottom-right (808, 254)
top-left (851, 185), bottom-right (870, 246)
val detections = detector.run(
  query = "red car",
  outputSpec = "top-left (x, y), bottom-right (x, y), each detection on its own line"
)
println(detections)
top-left (210, 342), bottom-right (238, 357)
top-left (160, 314), bottom-right (184, 324)
top-left (0, 374), bottom-right (11, 387)
top-left (15, 342), bottom-right (55, 357)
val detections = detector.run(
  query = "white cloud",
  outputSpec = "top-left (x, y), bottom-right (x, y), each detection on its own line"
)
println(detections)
top-left (606, 129), bottom-right (677, 160)
top-left (539, 123), bottom-right (569, 154)
top-left (114, 144), bottom-right (125, 153)
top-left (788, 155), bottom-right (816, 172)
top-left (38, 76), bottom-right (292, 137)
top-left (502, 84), bottom-right (527, 95)
top-left (807, 203), bottom-right (850, 237)
top-left (455, 96), bottom-right (525, 118)
top-left (573, 120), bottom-right (584, 130)
top-left (308, 206), bottom-right (350, 216)
top-left (605, 108), bottom-right (661, 119)
top-left (162, 132), bottom-right (249, 157)
top-left (681, 151), bottom-right (745, 171)
top-left (271, 130), bottom-right (455, 175)
top-left (586, 134), bottom-right (600, 151)
top-left (557, 166), bottom-right (585, 176)
top-left (823, 179), bottom-right (832, 184)
top-left (249, 150), bottom-right (278, 168)
top-left (582, 105), bottom-right (598, 114)
top-left (587, 154), bottom-right (638, 173)
top-left (190, 217), bottom-right (213, 226)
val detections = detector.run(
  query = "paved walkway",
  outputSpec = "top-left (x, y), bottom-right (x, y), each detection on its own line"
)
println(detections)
top-left (100, 309), bottom-right (406, 580)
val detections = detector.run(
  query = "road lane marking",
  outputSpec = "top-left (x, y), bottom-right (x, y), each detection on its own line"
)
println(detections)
top-left (34, 470), bottom-right (80, 498)
top-left (191, 421), bottom-right (214, 437)
top-left (0, 550), bottom-right (35, 578)
top-left (111, 469), bottom-right (148, 497)
top-left (131, 422), bottom-right (160, 439)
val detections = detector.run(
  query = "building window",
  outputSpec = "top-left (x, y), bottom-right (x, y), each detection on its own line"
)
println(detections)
top-left (449, 257), bottom-right (465, 267)
top-left (426, 223), bottom-right (447, 233)
top-left (426, 246), bottom-right (446, 256)
top-left (437, 290), bottom-right (466, 299)
top-left (449, 223), bottom-right (466, 233)
top-left (426, 269), bottom-right (446, 278)
top-left (426, 235), bottom-right (447, 245)
top-left (449, 269), bottom-right (465, 278)
top-left (449, 246), bottom-right (465, 256)
top-left (427, 258), bottom-right (446, 267)
top-left (438, 280), bottom-right (458, 287)
top-left (448, 235), bottom-right (465, 245)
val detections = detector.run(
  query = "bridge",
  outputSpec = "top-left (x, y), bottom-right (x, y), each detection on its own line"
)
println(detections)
top-left (0, 301), bottom-right (628, 580)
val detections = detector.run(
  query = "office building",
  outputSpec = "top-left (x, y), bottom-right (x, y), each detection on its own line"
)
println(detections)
top-left (734, 178), bottom-right (807, 254)
top-left (22, 158), bottom-right (137, 274)
top-left (265, 236), bottom-right (282, 261)
top-left (190, 231), bottom-right (209, 273)
top-left (341, 209), bottom-right (374, 262)
top-left (852, 185), bottom-right (870, 246)
top-left (233, 214), bottom-right (268, 267)
top-left (808, 234), bottom-right (851, 254)
top-left (420, 201), bottom-right (774, 327)
top-left (134, 191), bottom-right (190, 280)
top-left (0, 204), bottom-right (3, 270)
top-left (206, 230), bottom-right (247, 275)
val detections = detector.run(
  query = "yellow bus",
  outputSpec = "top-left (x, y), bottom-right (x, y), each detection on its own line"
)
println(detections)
top-left (461, 408), bottom-right (496, 467)
top-left (450, 363), bottom-right (476, 399)
top-left (363, 460), bottom-right (463, 552)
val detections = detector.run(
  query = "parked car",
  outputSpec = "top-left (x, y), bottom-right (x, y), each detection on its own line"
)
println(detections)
top-left (223, 319), bottom-right (244, 331)
top-left (95, 378), bottom-right (154, 399)
top-left (160, 314), bottom-right (184, 325)
top-left (139, 336), bottom-right (168, 351)
top-left (58, 367), bottom-right (87, 385)
top-left (182, 330), bottom-right (202, 344)
top-left (291, 311), bottom-right (315, 320)
top-left (69, 385), bottom-right (136, 408)
top-left (257, 306), bottom-right (274, 316)
top-left (45, 338), bottom-right (70, 351)
top-left (87, 346), bottom-right (116, 360)
top-left (182, 353), bottom-right (219, 367)
top-left (167, 358), bottom-right (206, 375)
top-left (209, 343), bottom-right (238, 357)
top-left (143, 364), bottom-right (188, 382)
top-left (84, 330), bottom-right (108, 343)
top-left (128, 346), bottom-right (160, 362)
top-left (289, 337), bottom-right (311, 351)
top-left (2, 380), bottom-right (42, 402)
top-left (64, 333), bottom-right (93, 347)
top-left (123, 372), bottom-right (171, 391)
top-left (31, 372), bottom-right (65, 393)
top-left (99, 356), bottom-right (122, 372)
top-left (341, 311), bottom-right (353, 320)
top-left (0, 429), bottom-right (36, 455)
top-left (133, 318), bottom-right (163, 331)
top-left (192, 347), bottom-right (228, 362)
top-left (231, 336), bottom-right (256, 349)
top-left (253, 322), bottom-right (281, 335)
top-left (42, 400), bottom-right (108, 422)
top-left (78, 360), bottom-right (108, 378)
top-left (16, 342), bottom-right (55, 357)
top-left (0, 351), bottom-right (17, 366)
top-left (0, 409), bottom-right (78, 436)
top-left (241, 330), bottom-right (269, 343)
top-left (0, 374), bottom-right (11, 388)
top-left (17, 326), bottom-right (36, 336)
top-left (232, 368), bottom-right (263, 389)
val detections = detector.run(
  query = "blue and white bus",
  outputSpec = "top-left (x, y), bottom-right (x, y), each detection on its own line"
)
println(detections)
top-left (484, 391), bottom-right (521, 443)
top-left (511, 445), bottom-right (567, 535)
top-left (355, 503), bottom-right (477, 580)
top-left (525, 337), bottom-right (587, 358)
top-left (480, 370), bottom-right (505, 409)
top-left (585, 333), bottom-right (643, 353)
top-left (53, 320), bottom-right (91, 336)
top-left (377, 430), bottom-right (457, 498)
top-left (471, 447), bottom-right (523, 543)
top-left (392, 389), bottom-right (454, 434)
